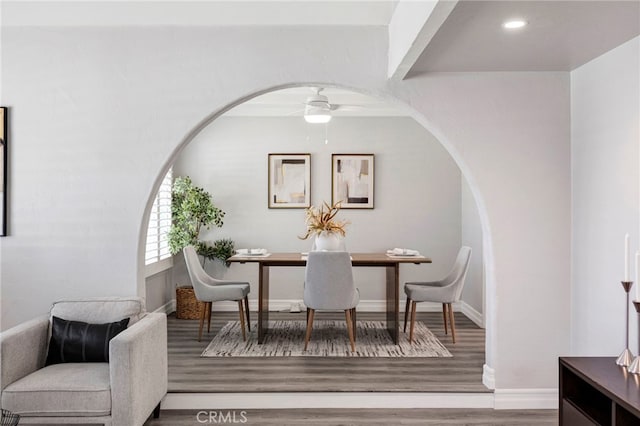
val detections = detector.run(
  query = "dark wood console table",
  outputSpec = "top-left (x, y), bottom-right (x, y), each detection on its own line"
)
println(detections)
top-left (560, 357), bottom-right (640, 425)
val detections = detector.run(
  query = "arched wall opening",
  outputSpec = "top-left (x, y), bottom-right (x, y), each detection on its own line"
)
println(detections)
top-left (137, 83), bottom-right (496, 381)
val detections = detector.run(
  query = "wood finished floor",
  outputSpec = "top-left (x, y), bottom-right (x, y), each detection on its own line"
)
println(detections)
top-left (144, 408), bottom-right (558, 425)
top-left (168, 310), bottom-right (487, 393)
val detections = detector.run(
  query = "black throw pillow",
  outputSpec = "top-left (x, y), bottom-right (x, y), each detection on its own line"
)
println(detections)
top-left (46, 316), bottom-right (130, 365)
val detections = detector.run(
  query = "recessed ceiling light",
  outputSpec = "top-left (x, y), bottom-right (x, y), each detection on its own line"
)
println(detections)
top-left (503, 19), bottom-right (527, 29)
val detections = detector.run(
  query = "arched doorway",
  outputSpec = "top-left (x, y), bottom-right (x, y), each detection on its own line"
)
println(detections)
top-left (138, 83), bottom-right (496, 394)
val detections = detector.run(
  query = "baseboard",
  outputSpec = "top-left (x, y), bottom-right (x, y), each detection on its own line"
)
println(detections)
top-left (482, 364), bottom-right (495, 390)
top-left (493, 388), bottom-right (558, 409)
top-left (162, 392), bottom-right (495, 410)
top-left (163, 389), bottom-right (556, 410)
top-left (189, 299), bottom-right (389, 313)
top-left (202, 298), bottom-right (485, 320)
top-left (154, 299), bottom-right (176, 315)
top-left (460, 301), bottom-right (484, 328)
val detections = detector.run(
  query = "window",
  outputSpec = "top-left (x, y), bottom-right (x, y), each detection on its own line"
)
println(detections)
top-left (145, 168), bottom-right (172, 269)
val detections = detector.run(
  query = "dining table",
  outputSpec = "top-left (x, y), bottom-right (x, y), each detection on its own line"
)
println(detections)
top-left (227, 252), bottom-right (432, 344)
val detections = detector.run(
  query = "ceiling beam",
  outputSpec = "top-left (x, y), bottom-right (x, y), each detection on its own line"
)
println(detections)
top-left (388, 0), bottom-right (458, 81)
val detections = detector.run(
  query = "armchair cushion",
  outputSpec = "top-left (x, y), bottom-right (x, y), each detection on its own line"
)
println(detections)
top-left (46, 317), bottom-right (129, 365)
top-left (1, 363), bottom-right (111, 417)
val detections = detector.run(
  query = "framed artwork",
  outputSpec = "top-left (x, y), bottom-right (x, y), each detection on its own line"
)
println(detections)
top-left (332, 153), bottom-right (374, 209)
top-left (268, 153), bottom-right (311, 209)
top-left (0, 107), bottom-right (6, 236)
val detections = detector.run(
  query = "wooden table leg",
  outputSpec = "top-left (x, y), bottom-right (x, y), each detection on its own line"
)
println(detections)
top-left (258, 264), bottom-right (270, 344)
top-left (386, 264), bottom-right (400, 344)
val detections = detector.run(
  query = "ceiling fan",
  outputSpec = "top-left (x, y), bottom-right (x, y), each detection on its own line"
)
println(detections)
top-left (304, 88), bottom-right (335, 124)
top-left (302, 88), bottom-right (363, 124)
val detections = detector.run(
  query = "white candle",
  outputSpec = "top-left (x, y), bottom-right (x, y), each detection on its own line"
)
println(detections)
top-left (625, 233), bottom-right (630, 281)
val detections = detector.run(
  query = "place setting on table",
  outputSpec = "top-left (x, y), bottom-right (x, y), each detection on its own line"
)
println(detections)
top-left (385, 247), bottom-right (426, 259)
top-left (231, 248), bottom-right (271, 258)
top-left (231, 247), bottom-right (427, 261)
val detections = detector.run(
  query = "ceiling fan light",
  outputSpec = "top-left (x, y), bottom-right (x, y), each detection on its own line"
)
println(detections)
top-left (503, 19), bottom-right (527, 29)
top-left (304, 113), bottom-right (332, 124)
top-left (304, 105), bottom-right (332, 124)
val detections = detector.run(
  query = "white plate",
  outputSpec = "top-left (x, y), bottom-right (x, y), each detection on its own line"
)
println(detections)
top-left (386, 251), bottom-right (419, 256)
top-left (386, 254), bottom-right (424, 259)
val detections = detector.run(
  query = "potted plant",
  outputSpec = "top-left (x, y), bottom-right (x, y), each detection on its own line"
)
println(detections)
top-left (168, 176), bottom-right (235, 319)
top-left (168, 176), bottom-right (235, 263)
top-left (299, 201), bottom-right (349, 251)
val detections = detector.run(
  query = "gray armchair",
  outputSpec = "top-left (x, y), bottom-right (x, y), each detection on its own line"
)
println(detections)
top-left (404, 246), bottom-right (472, 344)
top-left (0, 297), bottom-right (167, 425)
top-left (303, 251), bottom-right (359, 352)
top-left (183, 245), bottom-right (251, 342)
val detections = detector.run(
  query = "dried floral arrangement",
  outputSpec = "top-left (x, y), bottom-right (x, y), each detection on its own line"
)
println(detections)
top-left (299, 201), bottom-right (349, 240)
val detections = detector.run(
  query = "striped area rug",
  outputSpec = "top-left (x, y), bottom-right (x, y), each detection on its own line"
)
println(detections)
top-left (201, 320), bottom-right (452, 358)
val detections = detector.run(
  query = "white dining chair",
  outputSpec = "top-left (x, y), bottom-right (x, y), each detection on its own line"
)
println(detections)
top-left (403, 246), bottom-right (472, 344)
top-left (183, 246), bottom-right (251, 342)
top-left (303, 251), bottom-right (359, 352)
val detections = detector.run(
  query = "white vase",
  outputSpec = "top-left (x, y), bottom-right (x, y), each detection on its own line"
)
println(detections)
top-left (314, 232), bottom-right (341, 251)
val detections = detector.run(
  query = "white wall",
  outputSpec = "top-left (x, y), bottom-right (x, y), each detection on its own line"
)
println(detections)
top-left (170, 116), bottom-right (462, 305)
top-left (145, 269), bottom-right (173, 313)
top-left (461, 179), bottom-right (484, 317)
top-left (0, 25), bottom-right (387, 330)
top-left (0, 24), bottom-right (571, 391)
top-left (399, 72), bottom-right (571, 390)
top-left (571, 36), bottom-right (640, 355)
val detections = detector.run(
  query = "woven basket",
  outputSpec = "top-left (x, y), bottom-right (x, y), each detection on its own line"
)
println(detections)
top-left (176, 286), bottom-right (204, 320)
top-left (1, 409), bottom-right (20, 426)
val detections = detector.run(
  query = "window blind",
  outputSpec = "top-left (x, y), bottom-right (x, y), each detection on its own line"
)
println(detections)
top-left (145, 168), bottom-right (172, 265)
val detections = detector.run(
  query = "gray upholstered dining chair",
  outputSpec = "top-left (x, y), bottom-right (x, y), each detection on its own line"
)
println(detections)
top-left (183, 245), bottom-right (251, 342)
top-left (403, 246), bottom-right (472, 344)
top-left (303, 251), bottom-right (359, 352)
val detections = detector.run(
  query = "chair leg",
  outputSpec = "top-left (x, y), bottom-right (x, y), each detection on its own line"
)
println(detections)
top-left (351, 307), bottom-right (357, 341)
top-left (244, 296), bottom-right (251, 331)
top-left (404, 298), bottom-right (411, 333)
top-left (345, 309), bottom-right (356, 352)
top-left (238, 300), bottom-right (247, 341)
top-left (198, 301), bottom-right (206, 342)
top-left (153, 402), bottom-right (161, 419)
top-left (448, 303), bottom-right (457, 344)
top-left (409, 301), bottom-right (417, 344)
top-left (207, 302), bottom-right (212, 333)
top-left (304, 309), bottom-right (315, 351)
top-left (442, 303), bottom-right (448, 335)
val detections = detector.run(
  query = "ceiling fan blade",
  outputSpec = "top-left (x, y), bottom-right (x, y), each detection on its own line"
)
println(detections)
top-left (331, 104), bottom-right (365, 112)
top-left (285, 108), bottom-right (305, 116)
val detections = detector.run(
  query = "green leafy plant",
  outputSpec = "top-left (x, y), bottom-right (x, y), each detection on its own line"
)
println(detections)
top-left (168, 176), bottom-right (234, 265)
top-left (197, 238), bottom-right (236, 267)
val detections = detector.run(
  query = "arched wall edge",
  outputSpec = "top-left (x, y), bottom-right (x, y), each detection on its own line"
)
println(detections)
top-left (135, 82), bottom-right (497, 382)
